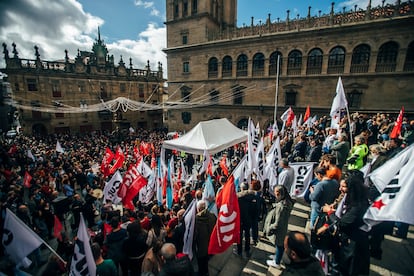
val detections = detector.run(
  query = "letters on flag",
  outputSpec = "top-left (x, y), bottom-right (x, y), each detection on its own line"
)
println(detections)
top-left (255, 138), bottom-right (265, 183)
top-left (289, 162), bottom-right (315, 197)
top-left (247, 118), bottom-right (259, 174)
top-left (265, 136), bottom-right (282, 182)
top-left (362, 145), bottom-right (414, 231)
top-left (208, 176), bottom-right (240, 255)
top-left (2, 209), bottom-right (43, 266)
top-left (183, 199), bottom-right (197, 260)
top-left (103, 171), bottom-right (123, 204)
top-left (70, 213), bottom-right (96, 276)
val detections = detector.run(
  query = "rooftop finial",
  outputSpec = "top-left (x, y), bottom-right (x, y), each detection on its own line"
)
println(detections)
top-left (98, 26), bottom-right (101, 41)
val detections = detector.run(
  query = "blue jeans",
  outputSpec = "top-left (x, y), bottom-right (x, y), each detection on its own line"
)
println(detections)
top-left (274, 244), bottom-right (284, 265)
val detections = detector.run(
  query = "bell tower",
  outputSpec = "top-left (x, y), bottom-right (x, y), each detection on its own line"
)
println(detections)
top-left (165, 0), bottom-right (237, 48)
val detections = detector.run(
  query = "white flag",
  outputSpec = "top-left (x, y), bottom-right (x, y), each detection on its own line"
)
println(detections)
top-left (27, 149), bottom-right (36, 162)
top-left (335, 194), bottom-right (347, 219)
top-left (232, 155), bottom-right (248, 191)
top-left (199, 150), bottom-right (210, 175)
top-left (363, 145), bottom-right (414, 231)
top-left (290, 162), bottom-right (315, 197)
top-left (255, 138), bottom-right (265, 182)
top-left (139, 173), bottom-right (156, 204)
top-left (70, 213), bottom-right (96, 276)
top-left (103, 170), bottom-right (123, 204)
top-left (137, 158), bottom-right (153, 178)
top-left (56, 141), bottom-right (65, 153)
top-left (247, 118), bottom-right (259, 174)
top-left (2, 209), bottom-right (43, 265)
top-left (183, 199), bottom-right (197, 260)
top-left (330, 77), bottom-right (348, 128)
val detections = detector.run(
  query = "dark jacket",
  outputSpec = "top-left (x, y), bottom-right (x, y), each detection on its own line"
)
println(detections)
top-left (194, 209), bottom-right (216, 258)
top-left (159, 255), bottom-right (194, 276)
top-left (281, 256), bottom-right (325, 276)
top-left (237, 190), bottom-right (258, 227)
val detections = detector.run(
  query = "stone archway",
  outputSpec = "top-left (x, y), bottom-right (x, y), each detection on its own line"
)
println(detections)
top-left (237, 118), bottom-right (249, 130)
top-left (32, 123), bottom-right (47, 136)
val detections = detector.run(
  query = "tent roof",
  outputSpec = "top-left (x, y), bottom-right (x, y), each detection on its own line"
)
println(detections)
top-left (162, 118), bottom-right (247, 155)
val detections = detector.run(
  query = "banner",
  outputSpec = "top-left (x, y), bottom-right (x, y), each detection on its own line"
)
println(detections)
top-left (289, 162), bottom-right (315, 197)
top-left (103, 170), bottom-right (123, 204)
top-left (70, 213), bottom-right (96, 276)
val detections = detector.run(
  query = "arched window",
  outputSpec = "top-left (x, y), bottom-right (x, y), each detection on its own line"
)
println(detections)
top-left (269, 51), bottom-right (282, 76)
top-left (306, 48), bottom-right (323, 75)
top-left (351, 44), bottom-right (370, 73)
top-left (376, 41), bottom-right (399, 72)
top-left (236, 54), bottom-right (248, 77)
top-left (328, 46), bottom-right (345, 74)
top-left (208, 57), bottom-right (218, 78)
top-left (404, 41), bottom-right (414, 71)
top-left (222, 56), bottom-right (233, 77)
top-left (252, 52), bottom-right (265, 76)
top-left (287, 50), bottom-right (302, 75)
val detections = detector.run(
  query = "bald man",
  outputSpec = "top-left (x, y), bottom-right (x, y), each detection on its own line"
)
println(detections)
top-left (159, 243), bottom-right (194, 276)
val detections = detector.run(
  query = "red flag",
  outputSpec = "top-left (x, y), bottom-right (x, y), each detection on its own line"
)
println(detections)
top-left (208, 176), bottom-right (240, 254)
top-left (122, 174), bottom-right (148, 210)
top-left (133, 146), bottom-right (141, 160)
top-left (53, 215), bottom-right (63, 242)
top-left (140, 142), bottom-right (151, 156)
top-left (151, 153), bottom-right (157, 169)
top-left (109, 146), bottom-right (125, 174)
top-left (303, 105), bottom-right (311, 124)
top-left (101, 147), bottom-right (114, 177)
top-left (23, 171), bottom-right (32, 188)
top-left (220, 156), bottom-right (229, 176)
top-left (286, 108), bottom-right (295, 127)
top-left (390, 107), bottom-right (404, 139)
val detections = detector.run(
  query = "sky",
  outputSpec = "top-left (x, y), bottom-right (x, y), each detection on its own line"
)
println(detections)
top-left (0, 0), bottom-right (395, 73)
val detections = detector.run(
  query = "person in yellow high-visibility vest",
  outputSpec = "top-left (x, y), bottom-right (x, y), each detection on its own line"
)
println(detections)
top-left (347, 135), bottom-right (369, 170)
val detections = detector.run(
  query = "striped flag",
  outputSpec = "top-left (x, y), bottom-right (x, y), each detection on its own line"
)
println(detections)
top-left (183, 199), bottom-right (197, 259)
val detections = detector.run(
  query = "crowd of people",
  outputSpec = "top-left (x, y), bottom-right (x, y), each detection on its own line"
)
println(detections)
top-left (0, 111), bottom-right (413, 275)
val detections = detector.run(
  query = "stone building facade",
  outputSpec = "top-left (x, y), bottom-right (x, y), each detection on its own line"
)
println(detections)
top-left (1, 31), bottom-right (165, 136)
top-left (164, 0), bottom-right (414, 131)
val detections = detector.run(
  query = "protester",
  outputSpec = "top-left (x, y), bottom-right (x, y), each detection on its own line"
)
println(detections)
top-left (159, 243), bottom-right (194, 276)
top-left (264, 185), bottom-right (294, 269)
top-left (236, 182), bottom-right (257, 257)
top-left (280, 231), bottom-right (325, 276)
top-left (91, 242), bottom-right (118, 276)
top-left (194, 200), bottom-right (216, 276)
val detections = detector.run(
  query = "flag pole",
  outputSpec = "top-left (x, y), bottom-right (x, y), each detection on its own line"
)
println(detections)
top-left (345, 103), bottom-right (353, 148)
top-left (273, 55), bottom-right (280, 124)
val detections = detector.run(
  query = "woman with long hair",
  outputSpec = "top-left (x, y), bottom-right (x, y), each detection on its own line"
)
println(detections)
top-left (319, 170), bottom-right (370, 276)
top-left (264, 185), bottom-right (295, 269)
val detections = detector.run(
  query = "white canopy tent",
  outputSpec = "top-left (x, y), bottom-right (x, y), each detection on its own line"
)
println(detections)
top-left (162, 118), bottom-right (248, 155)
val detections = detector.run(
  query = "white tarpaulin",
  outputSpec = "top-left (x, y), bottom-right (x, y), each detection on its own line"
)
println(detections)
top-left (163, 118), bottom-right (247, 155)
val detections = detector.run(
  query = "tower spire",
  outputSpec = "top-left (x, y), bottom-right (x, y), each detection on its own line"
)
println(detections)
top-left (98, 26), bottom-right (101, 42)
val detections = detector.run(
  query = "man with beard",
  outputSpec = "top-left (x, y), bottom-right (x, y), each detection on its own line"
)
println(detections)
top-left (280, 231), bottom-right (324, 276)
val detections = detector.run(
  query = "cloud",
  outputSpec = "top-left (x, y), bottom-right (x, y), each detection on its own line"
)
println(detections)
top-left (134, 0), bottom-right (163, 19)
top-left (0, 0), bottom-right (166, 73)
top-left (337, 0), bottom-right (395, 10)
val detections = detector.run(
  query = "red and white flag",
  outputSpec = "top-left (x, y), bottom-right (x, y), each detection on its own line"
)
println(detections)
top-left (362, 145), bottom-right (414, 231)
top-left (23, 171), bottom-right (32, 188)
top-left (208, 176), bottom-right (240, 255)
top-left (330, 77), bottom-right (348, 128)
top-left (101, 147), bottom-right (114, 177)
top-left (390, 106), bottom-right (404, 139)
top-left (109, 146), bottom-right (125, 175)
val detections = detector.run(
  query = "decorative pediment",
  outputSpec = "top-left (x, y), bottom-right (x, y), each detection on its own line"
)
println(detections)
top-left (283, 83), bottom-right (302, 90)
top-left (345, 82), bottom-right (368, 89)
